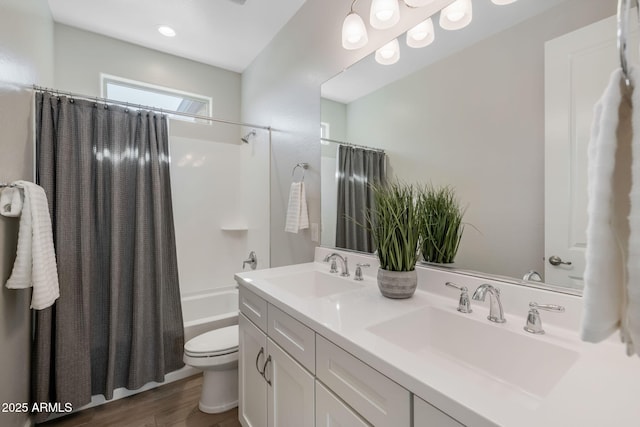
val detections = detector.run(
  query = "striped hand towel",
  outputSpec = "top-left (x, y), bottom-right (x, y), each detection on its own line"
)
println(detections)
top-left (285, 182), bottom-right (309, 233)
top-left (5, 181), bottom-right (60, 310)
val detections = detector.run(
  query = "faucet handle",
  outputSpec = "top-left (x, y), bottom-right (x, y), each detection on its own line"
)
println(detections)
top-left (524, 302), bottom-right (565, 334)
top-left (445, 282), bottom-right (472, 314)
top-left (354, 263), bottom-right (370, 281)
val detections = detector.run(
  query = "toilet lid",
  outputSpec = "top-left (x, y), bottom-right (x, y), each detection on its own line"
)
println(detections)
top-left (185, 325), bottom-right (239, 357)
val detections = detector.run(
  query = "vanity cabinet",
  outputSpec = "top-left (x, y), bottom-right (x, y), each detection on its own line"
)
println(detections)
top-left (413, 396), bottom-right (464, 427)
top-left (239, 313), bottom-right (314, 427)
top-left (238, 313), bottom-right (267, 427)
top-left (238, 284), bottom-right (457, 427)
top-left (316, 380), bottom-right (371, 427)
top-left (266, 336), bottom-right (314, 427)
top-left (239, 285), bottom-right (315, 427)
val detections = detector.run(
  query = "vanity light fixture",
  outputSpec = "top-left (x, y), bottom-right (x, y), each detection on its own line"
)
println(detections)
top-left (491, 0), bottom-right (517, 4)
top-left (342, 0), bottom-right (369, 50)
top-left (406, 18), bottom-right (435, 48)
top-left (370, 0), bottom-right (400, 30)
top-left (404, 0), bottom-right (436, 7)
top-left (157, 25), bottom-right (176, 37)
top-left (375, 38), bottom-right (400, 65)
top-left (439, 0), bottom-right (473, 30)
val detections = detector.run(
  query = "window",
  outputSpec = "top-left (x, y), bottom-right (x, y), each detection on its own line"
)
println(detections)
top-left (101, 74), bottom-right (212, 123)
top-left (320, 122), bottom-right (330, 144)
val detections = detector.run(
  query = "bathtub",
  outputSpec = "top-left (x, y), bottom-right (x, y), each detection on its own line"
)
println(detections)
top-left (182, 286), bottom-right (239, 342)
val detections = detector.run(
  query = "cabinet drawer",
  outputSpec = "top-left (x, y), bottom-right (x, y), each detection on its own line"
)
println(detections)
top-left (316, 335), bottom-right (410, 427)
top-left (316, 380), bottom-right (371, 427)
top-left (239, 286), bottom-right (268, 332)
top-left (414, 395), bottom-right (464, 427)
top-left (267, 304), bottom-right (315, 373)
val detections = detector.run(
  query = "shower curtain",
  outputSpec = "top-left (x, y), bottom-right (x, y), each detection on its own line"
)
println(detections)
top-left (32, 92), bottom-right (184, 420)
top-left (335, 144), bottom-right (386, 252)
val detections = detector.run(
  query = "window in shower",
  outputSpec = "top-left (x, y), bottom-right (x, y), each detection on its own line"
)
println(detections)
top-left (101, 74), bottom-right (212, 123)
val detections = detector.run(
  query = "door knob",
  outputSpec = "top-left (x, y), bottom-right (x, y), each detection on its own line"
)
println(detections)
top-left (548, 255), bottom-right (572, 266)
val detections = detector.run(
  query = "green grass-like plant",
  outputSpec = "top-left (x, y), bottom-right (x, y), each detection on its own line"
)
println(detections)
top-left (418, 185), bottom-right (465, 264)
top-left (364, 181), bottom-right (420, 272)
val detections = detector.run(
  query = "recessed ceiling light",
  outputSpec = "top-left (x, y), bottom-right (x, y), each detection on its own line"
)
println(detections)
top-left (157, 26), bottom-right (176, 37)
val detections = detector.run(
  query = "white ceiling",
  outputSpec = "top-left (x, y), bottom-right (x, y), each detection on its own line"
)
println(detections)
top-left (322, 0), bottom-right (569, 104)
top-left (47, 0), bottom-right (307, 73)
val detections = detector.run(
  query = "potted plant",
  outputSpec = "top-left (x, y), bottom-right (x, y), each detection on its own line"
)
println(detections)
top-left (418, 184), bottom-right (465, 264)
top-left (364, 181), bottom-right (420, 299)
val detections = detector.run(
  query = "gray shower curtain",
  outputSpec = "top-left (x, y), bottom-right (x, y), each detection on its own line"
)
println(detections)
top-left (32, 92), bottom-right (184, 421)
top-left (335, 145), bottom-right (386, 252)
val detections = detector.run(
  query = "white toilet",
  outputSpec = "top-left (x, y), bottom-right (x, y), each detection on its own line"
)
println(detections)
top-left (183, 324), bottom-right (239, 414)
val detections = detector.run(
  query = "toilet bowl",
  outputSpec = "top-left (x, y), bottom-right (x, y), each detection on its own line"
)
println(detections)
top-left (183, 324), bottom-right (239, 414)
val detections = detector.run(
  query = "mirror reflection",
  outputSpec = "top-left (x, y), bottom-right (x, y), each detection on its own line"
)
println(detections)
top-left (321, 0), bottom-right (618, 291)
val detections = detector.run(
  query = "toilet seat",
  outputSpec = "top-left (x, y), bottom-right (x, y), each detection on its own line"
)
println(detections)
top-left (184, 325), bottom-right (239, 358)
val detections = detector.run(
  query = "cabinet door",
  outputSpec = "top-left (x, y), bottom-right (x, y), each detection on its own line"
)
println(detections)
top-left (414, 395), bottom-right (463, 427)
top-left (239, 314), bottom-right (268, 427)
top-left (266, 338), bottom-right (314, 427)
top-left (316, 380), bottom-right (371, 427)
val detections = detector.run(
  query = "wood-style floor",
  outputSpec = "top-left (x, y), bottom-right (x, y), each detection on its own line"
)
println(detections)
top-left (40, 375), bottom-right (241, 427)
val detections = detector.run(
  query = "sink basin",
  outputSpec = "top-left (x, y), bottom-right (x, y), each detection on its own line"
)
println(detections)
top-left (368, 306), bottom-right (579, 399)
top-left (267, 270), bottom-right (364, 298)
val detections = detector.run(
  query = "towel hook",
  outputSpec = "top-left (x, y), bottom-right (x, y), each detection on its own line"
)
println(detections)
top-left (618, 0), bottom-right (640, 87)
top-left (292, 162), bottom-right (309, 182)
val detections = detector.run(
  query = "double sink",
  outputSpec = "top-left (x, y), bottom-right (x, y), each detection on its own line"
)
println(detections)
top-left (261, 264), bottom-right (579, 405)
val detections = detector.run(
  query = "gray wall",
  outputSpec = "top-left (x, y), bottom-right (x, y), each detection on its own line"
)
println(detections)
top-left (0, 1), bottom-right (54, 426)
top-left (242, 0), bottom-right (453, 267)
top-left (54, 24), bottom-right (241, 123)
top-left (318, 0), bottom-right (614, 279)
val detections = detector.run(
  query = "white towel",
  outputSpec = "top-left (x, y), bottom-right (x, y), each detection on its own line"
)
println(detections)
top-left (284, 181), bottom-right (309, 233)
top-left (0, 187), bottom-right (23, 217)
top-left (5, 181), bottom-right (60, 310)
top-left (582, 68), bottom-right (630, 345)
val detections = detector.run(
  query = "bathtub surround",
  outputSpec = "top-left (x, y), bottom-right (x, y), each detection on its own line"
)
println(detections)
top-left (32, 92), bottom-right (184, 422)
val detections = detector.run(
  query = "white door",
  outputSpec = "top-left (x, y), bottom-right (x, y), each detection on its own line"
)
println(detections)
top-left (544, 13), bottom-right (639, 288)
top-left (316, 380), bottom-right (371, 427)
top-left (266, 338), bottom-right (315, 427)
top-left (239, 314), bottom-right (268, 427)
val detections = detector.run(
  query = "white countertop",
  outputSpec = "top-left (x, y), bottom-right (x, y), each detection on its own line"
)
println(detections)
top-left (235, 248), bottom-right (640, 427)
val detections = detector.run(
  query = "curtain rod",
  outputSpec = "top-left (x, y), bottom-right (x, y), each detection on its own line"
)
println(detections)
top-left (31, 85), bottom-right (272, 131)
top-left (321, 137), bottom-right (385, 153)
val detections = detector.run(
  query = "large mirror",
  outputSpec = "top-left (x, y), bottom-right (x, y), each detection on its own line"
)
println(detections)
top-left (320, 0), bottom-right (619, 292)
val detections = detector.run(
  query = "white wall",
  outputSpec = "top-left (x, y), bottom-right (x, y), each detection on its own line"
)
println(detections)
top-left (54, 25), bottom-right (271, 292)
top-left (0, 1), bottom-right (54, 426)
top-left (319, 98), bottom-right (347, 247)
top-left (336, 0), bottom-right (614, 279)
top-left (242, 0), bottom-right (454, 267)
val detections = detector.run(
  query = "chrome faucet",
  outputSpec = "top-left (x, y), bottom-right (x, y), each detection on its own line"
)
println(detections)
top-left (323, 253), bottom-right (350, 277)
top-left (472, 284), bottom-right (506, 323)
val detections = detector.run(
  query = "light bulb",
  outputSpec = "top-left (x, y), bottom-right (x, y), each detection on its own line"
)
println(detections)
top-left (439, 0), bottom-right (472, 31)
top-left (342, 12), bottom-right (368, 50)
top-left (491, 0), bottom-right (517, 4)
top-left (406, 18), bottom-right (434, 48)
top-left (157, 25), bottom-right (176, 37)
top-left (370, 0), bottom-right (400, 30)
top-left (404, 0), bottom-right (435, 7)
top-left (375, 38), bottom-right (400, 65)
